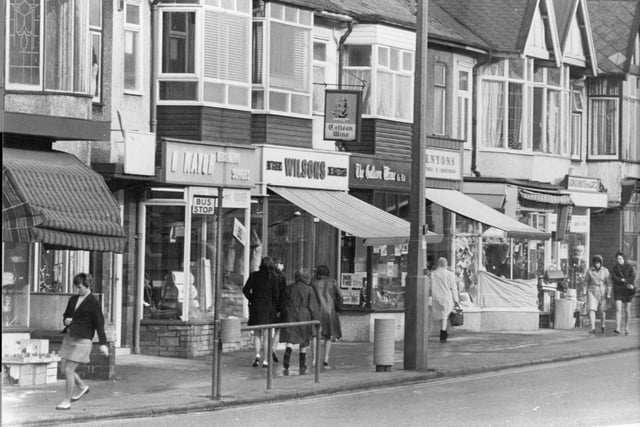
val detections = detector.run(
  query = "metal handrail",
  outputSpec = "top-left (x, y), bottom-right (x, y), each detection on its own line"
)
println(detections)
top-left (241, 320), bottom-right (322, 391)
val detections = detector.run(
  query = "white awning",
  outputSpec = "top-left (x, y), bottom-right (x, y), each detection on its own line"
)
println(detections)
top-left (269, 186), bottom-right (441, 246)
top-left (425, 188), bottom-right (550, 240)
top-left (567, 191), bottom-right (607, 208)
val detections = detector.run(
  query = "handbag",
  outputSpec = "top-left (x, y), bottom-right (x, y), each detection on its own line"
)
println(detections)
top-left (449, 306), bottom-right (464, 326)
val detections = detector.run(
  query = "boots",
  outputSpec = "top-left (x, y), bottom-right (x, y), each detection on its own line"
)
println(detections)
top-left (299, 352), bottom-right (307, 375)
top-left (439, 330), bottom-right (448, 343)
top-left (283, 347), bottom-right (292, 370)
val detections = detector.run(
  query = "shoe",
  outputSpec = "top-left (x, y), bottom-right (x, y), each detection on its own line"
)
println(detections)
top-left (589, 329), bottom-right (596, 334)
top-left (614, 330), bottom-right (620, 335)
top-left (56, 402), bottom-right (71, 410)
top-left (252, 356), bottom-right (260, 367)
top-left (272, 352), bottom-right (279, 363)
top-left (283, 368), bottom-right (289, 376)
top-left (625, 330), bottom-right (630, 335)
top-left (71, 386), bottom-right (90, 402)
top-left (323, 360), bottom-right (330, 369)
top-left (601, 327), bottom-right (605, 334)
top-left (262, 360), bottom-right (269, 368)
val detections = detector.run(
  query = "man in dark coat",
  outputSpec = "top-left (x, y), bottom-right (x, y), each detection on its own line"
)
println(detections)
top-left (281, 269), bottom-right (319, 375)
top-left (243, 256), bottom-right (280, 367)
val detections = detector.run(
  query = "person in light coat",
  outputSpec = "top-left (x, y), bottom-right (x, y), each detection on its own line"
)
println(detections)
top-left (583, 255), bottom-right (612, 334)
top-left (431, 257), bottom-right (460, 343)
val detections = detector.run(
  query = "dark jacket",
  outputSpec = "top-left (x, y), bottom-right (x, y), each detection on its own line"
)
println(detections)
top-left (62, 293), bottom-right (107, 345)
top-left (243, 267), bottom-right (280, 325)
top-left (281, 279), bottom-right (319, 345)
top-left (310, 276), bottom-right (343, 339)
top-left (611, 262), bottom-right (636, 290)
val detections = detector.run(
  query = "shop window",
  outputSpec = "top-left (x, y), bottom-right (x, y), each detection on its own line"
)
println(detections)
top-left (370, 242), bottom-right (407, 310)
top-left (38, 248), bottom-right (90, 293)
top-left (6, 0), bottom-right (95, 94)
top-left (2, 243), bottom-right (31, 327)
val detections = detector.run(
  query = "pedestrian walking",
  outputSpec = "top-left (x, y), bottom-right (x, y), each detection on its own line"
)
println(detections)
top-left (610, 252), bottom-right (636, 335)
top-left (431, 257), bottom-right (460, 343)
top-left (242, 256), bottom-right (280, 367)
top-left (310, 265), bottom-right (342, 368)
top-left (56, 273), bottom-right (109, 410)
top-left (582, 255), bottom-right (612, 334)
top-left (270, 257), bottom-right (288, 363)
top-left (281, 268), bottom-right (319, 375)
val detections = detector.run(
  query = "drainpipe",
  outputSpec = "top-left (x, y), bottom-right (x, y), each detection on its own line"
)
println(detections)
top-left (149, 0), bottom-right (161, 133)
top-left (337, 21), bottom-right (354, 90)
top-left (471, 53), bottom-right (494, 177)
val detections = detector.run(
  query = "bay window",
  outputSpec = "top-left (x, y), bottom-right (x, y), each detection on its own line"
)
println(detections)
top-left (571, 89), bottom-right (584, 159)
top-left (6, 0), bottom-right (98, 95)
top-left (158, 1), bottom-right (252, 107)
top-left (343, 43), bottom-right (414, 121)
top-left (622, 76), bottom-right (640, 161)
top-left (589, 98), bottom-right (618, 157)
top-left (479, 59), bottom-right (569, 155)
top-left (252, 3), bottom-right (312, 115)
top-left (454, 64), bottom-right (472, 144)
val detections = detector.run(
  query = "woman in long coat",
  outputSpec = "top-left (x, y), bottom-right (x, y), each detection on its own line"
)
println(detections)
top-left (610, 252), bottom-right (636, 335)
top-left (281, 269), bottom-right (318, 375)
top-left (431, 257), bottom-right (460, 343)
top-left (310, 265), bottom-right (342, 368)
top-left (243, 256), bottom-right (280, 367)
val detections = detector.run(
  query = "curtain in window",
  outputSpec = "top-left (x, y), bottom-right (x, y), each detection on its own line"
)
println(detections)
top-left (507, 83), bottom-right (523, 149)
top-left (45, 0), bottom-right (73, 91)
top-left (344, 70), bottom-right (371, 114)
top-left (395, 74), bottom-right (413, 120)
top-left (590, 99), bottom-right (617, 155)
top-left (270, 22), bottom-right (309, 92)
top-left (547, 90), bottom-right (560, 154)
top-left (481, 81), bottom-right (504, 147)
top-left (376, 71), bottom-right (393, 117)
top-left (313, 65), bottom-right (325, 113)
top-left (252, 22), bottom-right (263, 84)
top-left (204, 10), bottom-right (249, 82)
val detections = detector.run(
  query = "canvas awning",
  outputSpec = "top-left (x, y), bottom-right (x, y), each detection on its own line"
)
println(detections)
top-left (269, 186), bottom-right (441, 246)
top-left (2, 148), bottom-right (125, 252)
top-left (425, 188), bottom-right (550, 240)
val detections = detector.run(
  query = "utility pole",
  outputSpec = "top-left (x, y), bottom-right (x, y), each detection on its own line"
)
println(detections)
top-left (404, 0), bottom-right (429, 371)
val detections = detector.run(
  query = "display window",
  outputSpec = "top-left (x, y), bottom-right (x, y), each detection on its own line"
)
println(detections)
top-left (142, 187), bottom-right (251, 321)
top-left (2, 243), bottom-right (31, 327)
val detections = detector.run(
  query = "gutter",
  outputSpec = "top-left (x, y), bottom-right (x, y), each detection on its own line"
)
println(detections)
top-left (337, 20), bottom-right (354, 89)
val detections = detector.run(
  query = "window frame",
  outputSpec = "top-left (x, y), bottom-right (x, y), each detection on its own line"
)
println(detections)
top-left (124, 0), bottom-right (143, 95)
top-left (90, 0), bottom-right (103, 103)
top-left (588, 96), bottom-right (619, 160)
top-left (453, 59), bottom-right (473, 146)
top-left (312, 38), bottom-right (328, 115)
top-left (433, 62), bottom-right (447, 135)
top-left (622, 75), bottom-right (640, 161)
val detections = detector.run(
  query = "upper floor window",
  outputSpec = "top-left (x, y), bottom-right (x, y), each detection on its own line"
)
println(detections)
top-left (124, 0), bottom-right (142, 93)
top-left (6, 0), bottom-right (95, 95)
top-left (633, 33), bottom-right (640, 66)
top-left (433, 63), bottom-right (447, 135)
top-left (589, 98), bottom-right (618, 157)
top-left (622, 76), bottom-right (640, 161)
top-left (158, 1), bottom-right (252, 107)
top-left (252, 3), bottom-right (312, 115)
top-left (570, 88), bottom-right (584, 159)
top-left (90, 0), bottom-right (103, 102)
top-left (313, 40), bottom-right (328, 114)
top-left (479, 58), bottom-right (569, 155)
top-left (342, 43), bottom-right (414, 121)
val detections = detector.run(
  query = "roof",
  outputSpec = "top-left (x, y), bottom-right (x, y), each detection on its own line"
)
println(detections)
top-left (270, 0), bottom-right (490, 50)
top-left (553, 0), bottom-right (598, 75)
top-left (587, 0), bottom-right (640, 73)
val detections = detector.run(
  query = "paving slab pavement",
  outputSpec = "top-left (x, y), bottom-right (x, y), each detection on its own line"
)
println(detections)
top-left (3, 320), bottom-right (639, 426)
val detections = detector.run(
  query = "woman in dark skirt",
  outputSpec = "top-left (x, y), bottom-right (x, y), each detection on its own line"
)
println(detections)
top-left (611, 252), bottom-right (636, 335)
top-left (242, 257), bottom-right (280, 367)
top-left (57, 273), bottom-right (109, 410)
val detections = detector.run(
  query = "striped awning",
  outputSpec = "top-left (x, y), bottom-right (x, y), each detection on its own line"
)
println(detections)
top-left (2, 148), bottom-right (125, 252)
top-left (518, 189), bottom-right (573, 206)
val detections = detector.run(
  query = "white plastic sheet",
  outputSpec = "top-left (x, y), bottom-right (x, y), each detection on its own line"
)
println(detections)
top-left (476, 271), bottom-right (538, 309)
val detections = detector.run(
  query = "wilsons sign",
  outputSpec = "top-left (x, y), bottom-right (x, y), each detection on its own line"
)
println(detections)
top-left (259, 145), bottom-right (349, 191)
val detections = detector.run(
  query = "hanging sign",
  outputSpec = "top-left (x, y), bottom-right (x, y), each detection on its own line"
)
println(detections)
top-left (323, 90), bottom-right (361, 141)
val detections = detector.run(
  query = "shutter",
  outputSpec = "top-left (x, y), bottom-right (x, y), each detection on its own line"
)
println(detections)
top-left (204, 10), bottom-right (249, 82)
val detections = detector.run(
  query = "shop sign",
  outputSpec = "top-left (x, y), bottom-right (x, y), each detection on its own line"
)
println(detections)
top-left (323, 90), bottom-right (361, 142)
top-left (162, 140), bottom-right (255, 188)
top-left (569, 215), bottom-right (588, 233)
top-left (424, 148), bottom-right (461, 181)
top-left (566, 176), bottom-right (600, 192)
top-left (350, 155), bottom-right (410, 190)
top-left (259, 145), bottom-right (349, 191)
top-left (233, 218), bottom-right (247, 244)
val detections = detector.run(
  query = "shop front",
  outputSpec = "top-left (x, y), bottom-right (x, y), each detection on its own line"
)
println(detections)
top-left (136, 139), bottom-right (256, 358)
top-left (251, 145), bottom-right (412, 340)
top-left (2, 148), bottom-right (125, 375)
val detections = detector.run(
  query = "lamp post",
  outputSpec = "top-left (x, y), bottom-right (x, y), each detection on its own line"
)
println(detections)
top-left (404, 0), bottom-right (429, 371)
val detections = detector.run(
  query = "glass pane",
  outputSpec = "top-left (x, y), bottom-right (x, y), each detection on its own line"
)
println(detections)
top-left (376, 71), bottom-right (393, 117)
top-left (144, 205), bottom-right (185, 319)
top-left (124, 30), bottom-right (138, 91)
top-left (125, 3), bottom-right (139, 25)
top-left (3, 243), bottom-right (31, 327)
top-left (159, 81), bottom-right (198, 100)
top-left (90, 0), bottom-right (102, 27)
top-left (509, 58), bottom-right (523, 79)
top-left (481, 81), bottom-right (505, 147)
top-left (8, 0), bottom-right (41, 86)
top-left (162, 12), bottom-right (196, 74)
top-left (390, 48), bottom-right (400, 71)
top-left (291, 93), bottom-right (310, 115)
top-left (269, 22), bottom-right (309, 91)
top-left (371, 243), bottom-right (405, 310)
top-left (44, 0), bottom-right (75, 91)
top-left (508, 83), bottom-right (523, 149)
top-left (459, 70), bottom-right (469, 91)
top-left (378, 46), bottom-right (389, 67)
top-left (313, 65), bottom-right (325, 113)
top-left (395, 74), bottom-right (413, 120)
top-left (532, 87), bottom-right (544, 152)
top-left (434, 63), bottom-right (446, 86)
top-left (590, 99), bottom-right (617, 155)
top-left (402, 51), bottom-right (413, 71)
top-left (189, 198), bottom-right (218, 320)
top-left (313, 42), bottom-right (326, 61)
top-left (344, 45), bottom-right (371, 67)
top-left (547, 68), bottom-right (561, 86)
top-left (268, 199), bottom-right (311, 281)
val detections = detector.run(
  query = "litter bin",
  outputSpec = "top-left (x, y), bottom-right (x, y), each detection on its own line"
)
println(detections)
top-left (554, 299), bottom-right (577, 329)
top-left (373, 319), bottom-right (395, 372)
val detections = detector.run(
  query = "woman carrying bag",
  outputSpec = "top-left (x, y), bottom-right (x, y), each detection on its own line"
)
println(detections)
top-left (57, 273), bottom-right (109, 410)
top-left (431, 258), bottom-right (460, 343)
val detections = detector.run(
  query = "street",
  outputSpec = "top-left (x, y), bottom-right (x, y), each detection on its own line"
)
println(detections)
top-left (72, 350), bottom-right (640, 427)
